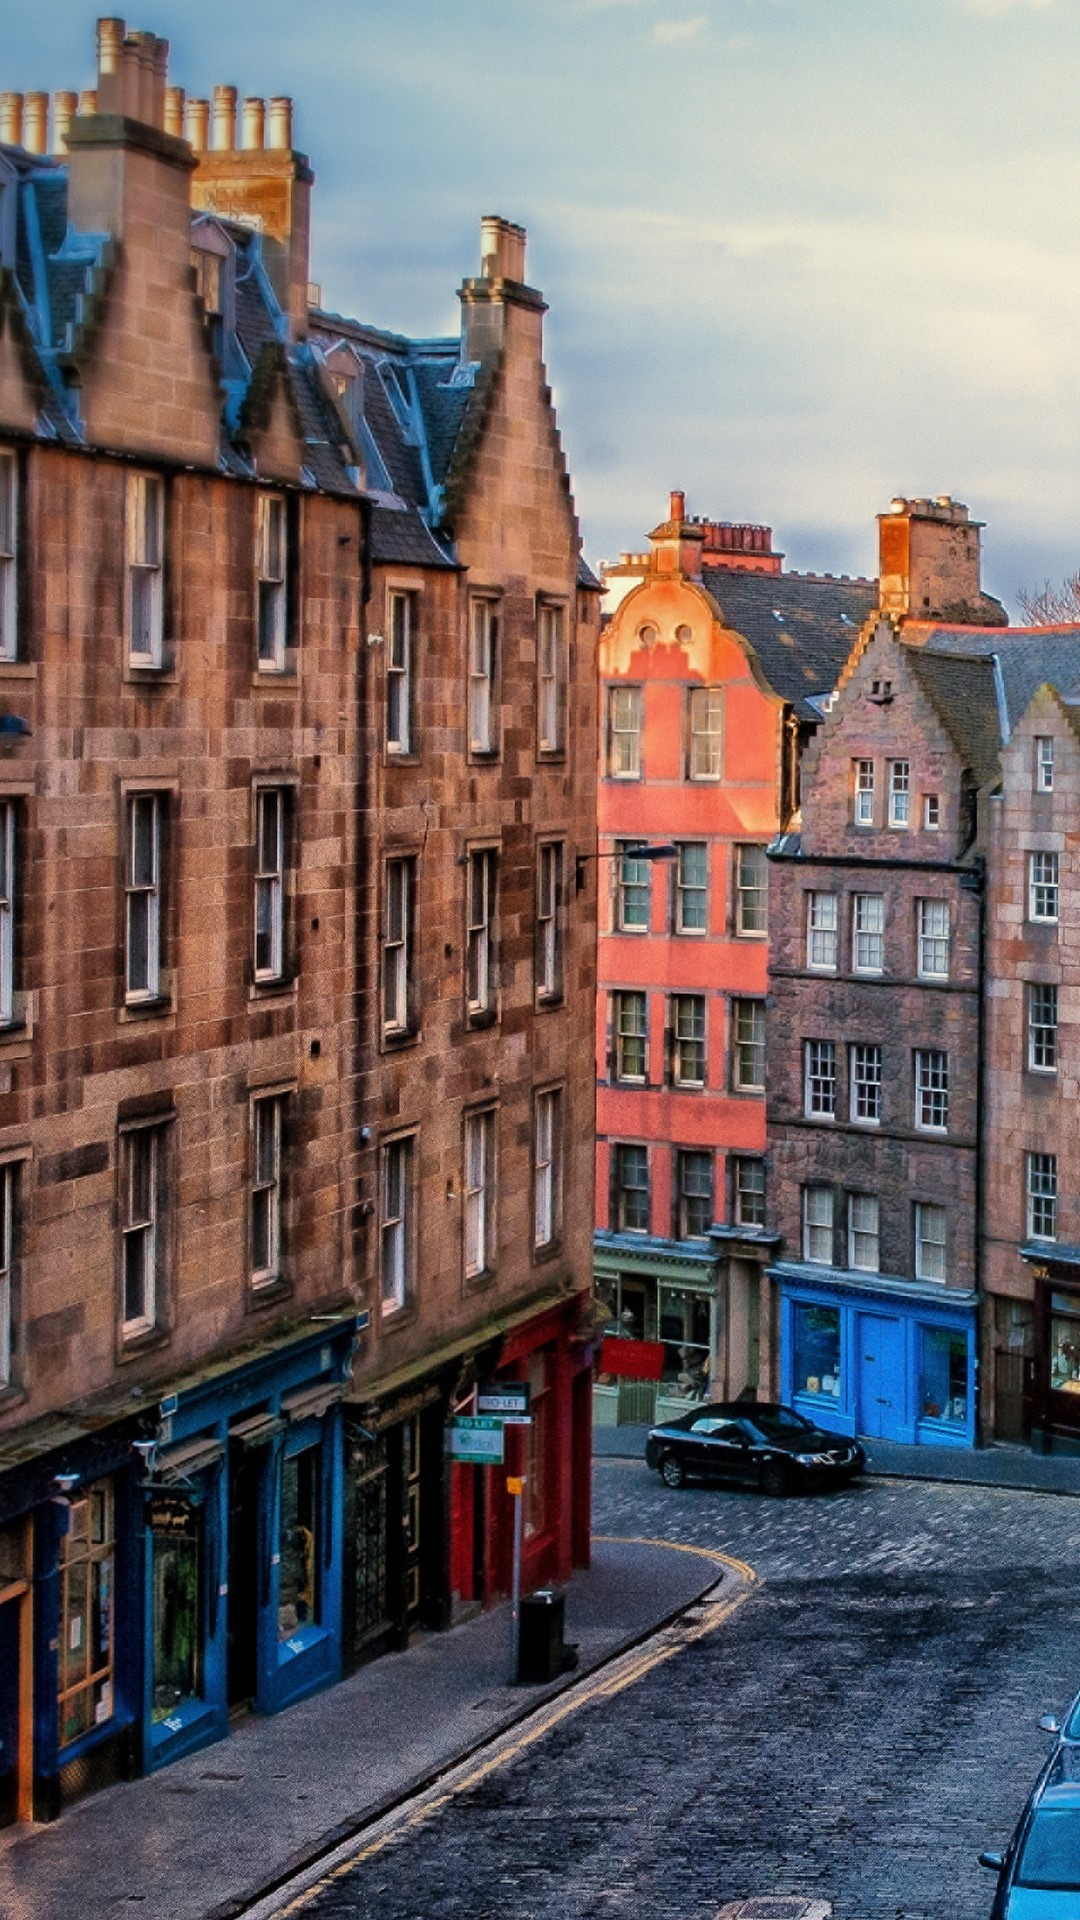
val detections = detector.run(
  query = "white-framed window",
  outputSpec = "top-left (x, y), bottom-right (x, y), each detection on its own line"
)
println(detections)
top-left (535, 841), bottom-right (564, 1002)
top-left (1029, 851), bottom-right (1060, 923)
top-left (1026, 1151), bottom-right (1057, 1242)
top-left (732, 998), bottom-right (765, 1092)
top-left (615, 841), bottom-right (650, 932)
top-left (688, 687), bottom-right (723, 781)
top-left (607, 685), bottom-right (642, 778)
top-left (0, 450), bottom-right (17, 661)
top-left (802, 1186), bottom-right (834, 1265)
top-left (1036, 737), bottom-right (1055, 793)
top-left (732, 1155), bottom-right (765, 1228)
top-left (464, 1107), bottom-right (496, 1276)
top-left (126, 472), bottom-right (164, 667)
top-left (125, 794), bottom-right (162, 1003)
top-left (0, 802), bottom-right (14, 1027)
top-left (383, 855), bottom-right (414, 1036)
top-left (381, 1133), bottom-right (415, 1315)
top-left (853, 760), bottom-right (874, 826)
top-left (0, 1162), bottom-right (13, 1388)
top-left (804, 1040), bottom-right (837, 1119)
top-left (672, 994), bottom-right (706, 1088)
top-left (256, 492), bottom-right (288, 670)
top-left (387, 591), bottom-right (414, 753)
top-left (675, 842), bottom-right (707, 934)
top-left (120, 1125), bottom-right (162, 1336)
top-left (807, 892), bottom-right (839, 971)
top-left (888, 760), bottom-right (910, 828)
top-left (914, 1202), bottom-right (947, 1282)
top-left (1028, 982), bottom-right (1058, 1073)
top-left (914, 1049), bottom-right (949, 1133)
top-left (533, 1087), bottom-right (562, 1250)
top-left (254, 788), bottom-right (286, 983)
top-left (735, 844), bottom-right (768, 935)
top-left (466, 847), bottom-right (497, 1017)
top-left (613, 990), bottom-right (647, 1083)
top-left (251, 1094), bottom-right (285, 1286)
top-left (849, 1043), bottom-right (882, 1124)
top-left (852, 893), bottom-right (885, 974)
top-left (848, 1193), bottom-right (880, 1272)
top-left (468, 597), bottom-right (498, 754)
top-left (613, 1141), bottom-right (649, 1234)
top-left (923, 794), bottom-right (940, 830)
top-left (676, 1148), bottom-right (712, 1240)
top-left (917, 899), bottom-right (950, 980)
top-left (536, 601), bottom-right (565, 755)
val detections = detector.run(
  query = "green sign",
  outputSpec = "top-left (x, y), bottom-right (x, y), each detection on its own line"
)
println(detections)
top-left (448, 1416), bottom-right (505, 1465)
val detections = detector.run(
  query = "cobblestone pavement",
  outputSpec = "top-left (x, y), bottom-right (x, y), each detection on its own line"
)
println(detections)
top-left (285, 1466), bottom-right (1080, 1920)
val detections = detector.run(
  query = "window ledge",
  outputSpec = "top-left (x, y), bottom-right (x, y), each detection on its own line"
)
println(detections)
top-left (119, 995), bottom-right (174, 1024)
top-left (248, 1276), bottom-right (292, 1310)
top-left (0, 1383), bottom-right (27, 1414)
top-left (536, 749), bottom-right (567, 766)
top-left (385, 749), bottom-right (421, 768)
top-left (464, 1267), bottom-right (498, 1293)
top-left (532, 1239), bottom-right (562, 1266)
top-left (123, 665), bottom-right (175, 687)
top-left (252, 667), bottom-right (298, 691)
top-left (380, 1302), bottom-right (418, 1332)
top-left (381, 1026), bottom-right (420, 1053)
top-left (0, 661), bottom-right (36, 682)
top-left (535, 992), bottom-right (565, 1013)
top-left (466, 1007), bottom-right (499, 1032)
top-left (248, 978), bottom-right (299, 1008)
top-left (118, 1323), bottom-right (170, 1361)
top-left (467, 749), bottom-right (502, 766)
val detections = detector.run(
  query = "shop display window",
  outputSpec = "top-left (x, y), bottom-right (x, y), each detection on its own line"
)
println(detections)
top-left (58, 1480), bottom-right (115, 1747)
top-left (151, 1496), bottom-right (202, 1722)
top-left (278, 1447), bottom-right (319, 1645)
top-left (793, 1305), bottom-right (841, 1399)
top-left (658, 1284), bottom-right (710, 1398)
top-left (1050, 1296), bottom-right (1080, 1396)
top-left (919, 1327), bottom-right (968, 1425)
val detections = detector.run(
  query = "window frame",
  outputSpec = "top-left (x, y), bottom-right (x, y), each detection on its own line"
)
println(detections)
top-left (914, 1201), bottom-right (947, 1282)
top-left (849, 1042), bottom-right (882, 1126)
top-left (1026, 1150), bottom-right (1057, 1242)
top-left (125, 792), bottom-right (163, 1006)
top-left (465, 845), bottom-right (498, 1021)
top-left (916, 898), bottom-right (950, 981)
top-left (126, 471), bottom-right (165, 669)
top-left (671, 993), bottom-right (707, 1089)
top-left (804, 1039), bottom-right (837, 1120)
top-left (0, 1161), bottom-right (15, 1390)
top-left (386, 590), bottom-right (415, 755)
top-left (0, 449), bottom-right (17, 662)
top-left (253, 786), bottom-right (287, 986)
top-left (732, 1155), bottom-right (766, 1229)
top-left (533, 1087), bottom-right (563, 1252)
top-left (255, 491), bottom-right (288, 673)
top-left (802, 1186), bottom-right (834, 1265)
top-left (887, 759), bottom-right (910, 829)
top-left (383, 854), bottom-right (416, 1039)
top-left (464, 1106), bottom-right (497, 1278)
top-left (806, 891), bottom-right (839, 972)
top-left (732, 997), bottom-right (766, 1093)
top-left (612, 1141), bottom-right (650, 1235)
top-left (606, 684), bottom-right (642, 780)
top-left (1036, 736), bottom-right (1055, 793)
top-left (675, 1147), bottom-right (713, 1241)
top-left (847, 1192), bottom-right (880, 1273)
top-left (536, 599), bottom-right (566, 758)
top-left (251, 1092), bottom-right (287, 1291)
top-left (1029, 851), bottom-right (1060, 923)
top-left (535, 840), bottom-right (564, 1005)
top-left (1027, 981), bottom-right (1058, 1074)
top-left (674, 841), bottom-right (707, 936)
top-left (613, 988), bottom-right (648, 1085)
top-left (852, 892), bottom-right (885, 975)
top-left (119, 1122), bottom-right (166, 1339)
top-left (853, 759), bottom-right (874, 827)
top-left (914, 1049), bottom-right (949, 1134)
top-left (734, 843), bottom-right (768, 937)
top-left (380, 1132), bottom-right (415, 1316)
top-left (614, 840), bottom-right (650, 933)
top-left (923, 794), bottom-right (940, 830)
top-left (687, 686), bottom-right (723, 782)
top-left (468, 596), bottom-right (499, 757)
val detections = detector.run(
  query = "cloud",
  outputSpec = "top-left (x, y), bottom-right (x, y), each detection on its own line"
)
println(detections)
top-left (652, 13), bottom-right (709, 41)
top-left (957, 0), bottom-right (1055, 14)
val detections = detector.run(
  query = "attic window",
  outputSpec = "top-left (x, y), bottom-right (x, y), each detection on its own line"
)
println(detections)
top-left (840, 613), bottom-right (853, 626)
top-left (868, 679), bottom-right (893, 705)
top-left (192, 250), bottom-right (222, 317)
top-left (330, 367), bottom-right (362, 440)
top-left (772, 610), bottom-right (784, 622)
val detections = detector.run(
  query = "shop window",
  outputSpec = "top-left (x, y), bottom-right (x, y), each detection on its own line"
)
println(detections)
top-left (853, 759), bottom-right (874, 826)
top-left (536, 601), bottom-right (565, 756)
top-left (525, 1353), bottom-right (552, 1540)
top-left (383, 856), bottom-right (416, 1037)
top-left (1050, 1294), bottom-right (1080, 1395)
top-left (614, 841), bottom-right (650, 932)
top-left (465, 847), bottom-right (498, 1020)
top-left (386, 591), bottom-right (414, 754)
top-left (919, 1327), bottom-right (967, 1426)
top-left (256, 493), bottom-right (288, 671)
top-left (675, 1148), bottom-right (712, 1240)
top-left (732, 997), bottom-right (765, 1092)
top-left (612, 1142), bottom-right (649, 1234)
top-left (607, 685), bottom-right (642, 779)
top-left (914, 1049), bottom-right (949, 1133)
top-left (734, 844), bottom-right (767, 935)
top-left (1029, 851), bottom-right (1060, 923)
top-left (613, 990), bottom-right (647, 1083)
top-left (125, 793), bottom-right (164, 1004)
top-left (1026, 1151), bottom-right (1057, 1242)
top-left (732, 1155), bottom-right (765, 1228)
top-left (804, 1040), bottom-right (837, 1120)
top-left (151, 1495), bottom-right (202, 1722)
top-left (126, 471), bottom-right (164, 667)
top-left (802, 1187), bottom-right (834, 1265)
top-left (915, 1202), bottom-right (947, 1282)
top-left (381, 1133), bottom-right (415, 1314)
top-left (278, 1447), bottom-right (320, 1645)
top-left (0, 449), bottom-right (16, 660)
top-left (671, 994), bottom-right (706, 1088)
top-left (1036, 736), bottom-right (1055, 793)
top-left (806, 891), bottom-right (838, 971)
top-left (674, 842), bottom-right (707, 934)
top-left (849, 1043), bottom-right (882, 1125)
top-left (533, 1088), bottom-right (562, 1251)
top-left (464, 1106), bottom-right (496, 1276)
top-left (923, 794), bottom-right (940, 830)
top-left (888, 759), bottom-right (910, 828)
top-left (687, 687), bottom-right (723, 781)
top-left (1028, 983), bottom-right (1058, 1073)
top-left (658, 1283), bottom-right (710, 1399)
top-left (58, 1480), bottom-right (115, 1747)
top-left (535, 841), bottom-right (564, 1004)
top-left (852, 893), bottom-right (884, 974)
top-left (254, 787), bottom-right (289, 985)
top-left (468, 598), bottom-right (499, 755)
top-left (917, 899), bottom-right (950, 980)
top-left (793, 1304), bottom-right (841, 1399)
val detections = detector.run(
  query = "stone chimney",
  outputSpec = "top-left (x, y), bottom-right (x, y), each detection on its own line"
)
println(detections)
top-left (65, 18), bottom-right (189, 242)
top-left (645, 490), bottom-right (706, 582)
top-left (190, 88), bottom-right (312, 340)
top-left (459, 214), bottom-right (546, 367)
top-left (878, 495), bottom-right (1006, 626)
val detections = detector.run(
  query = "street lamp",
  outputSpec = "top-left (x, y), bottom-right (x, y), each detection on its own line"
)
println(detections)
top-left (575, 842), bottom-right (678, 893)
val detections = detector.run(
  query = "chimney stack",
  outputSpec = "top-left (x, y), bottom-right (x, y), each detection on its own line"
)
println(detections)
top-left (191, 91), bottom-right (311, 339)
top-left (877, 495), bottom-right (1005, 627)
top-left (669, 489), bottom-right (686, 524)
top-left (241, 97), bottom-right (265, 150)
top-left (461, 215), bottom-right (542, 366)
top-left (479, 215), bottom-right (527, 284)
top-left (0, 95), bottom-right (23, 148)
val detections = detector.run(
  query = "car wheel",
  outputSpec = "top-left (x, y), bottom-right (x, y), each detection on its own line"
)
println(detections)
top-left (761, 1459), bottom-right (790, 1498)
top-left (660, 1452), bottom-right (686, 1490)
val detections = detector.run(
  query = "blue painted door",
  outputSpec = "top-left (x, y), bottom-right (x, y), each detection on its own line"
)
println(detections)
top-left (857, 1315), bottom-right (904, 1440)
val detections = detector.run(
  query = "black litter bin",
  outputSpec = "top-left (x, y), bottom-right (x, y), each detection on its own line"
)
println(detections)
top-left (518, 1587), bottom-right (577, 1683)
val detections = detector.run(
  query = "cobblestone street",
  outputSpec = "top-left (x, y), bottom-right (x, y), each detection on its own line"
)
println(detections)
top-left (288, 1464), bottom-right (1080, 1920)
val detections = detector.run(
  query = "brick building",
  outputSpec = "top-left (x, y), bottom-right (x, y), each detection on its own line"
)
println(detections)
top-left (0, 18), bottom-right (596, 1825)
top-left (594, 491), bottom-right (874, 1426)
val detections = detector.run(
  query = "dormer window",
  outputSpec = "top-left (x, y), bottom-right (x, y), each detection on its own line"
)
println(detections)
top-left (330, 368), bottom-right (362, 440)
top-left (189, 220), bottom-right (236, 373)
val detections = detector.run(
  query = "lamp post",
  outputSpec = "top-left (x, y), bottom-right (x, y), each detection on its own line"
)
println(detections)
top-left (575, 842), bottom-right (678, 894)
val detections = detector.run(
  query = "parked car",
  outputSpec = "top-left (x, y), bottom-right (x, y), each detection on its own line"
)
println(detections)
top-left (1038, 1687), bottom-right (1080, 1747)
top-left (979, 1749), bottom-right (1080, 1916)
top-left (643, 1402), bottom-right (865, 1496)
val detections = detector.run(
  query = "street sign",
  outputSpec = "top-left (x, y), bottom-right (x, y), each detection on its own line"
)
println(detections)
top-left (477, 1381), bottom-right (530, 1418)
top-left (448, 1416), bottom-right (505, 1465)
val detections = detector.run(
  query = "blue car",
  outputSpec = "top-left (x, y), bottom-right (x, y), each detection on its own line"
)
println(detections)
top-left (980, 1748), bottom-right (1080, 1916)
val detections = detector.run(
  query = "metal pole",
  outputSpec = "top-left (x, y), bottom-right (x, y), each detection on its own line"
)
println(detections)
top-left (510, 1476), bottom-right (525, 1682)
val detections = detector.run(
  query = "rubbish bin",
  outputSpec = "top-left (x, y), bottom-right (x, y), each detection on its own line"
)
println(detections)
top-left (518, 1587), bottom-right (575, 1683)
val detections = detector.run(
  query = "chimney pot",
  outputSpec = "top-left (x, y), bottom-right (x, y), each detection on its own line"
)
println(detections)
top-left (212, 83), bottom-right (237, 152)
top-left (669, 490), bottom-right (686, 523)
top-left (266, 96), bottom-right (292, 150)
top-left (22, 92), bottom-right (48, 155)
top-left (478, 214), bottom-right (527, 284)
top-left (164, 86), bottom-right (185, 139)
top-left (241, 97), bottom-right (266, 150)
top-left (53, 91), bottom-right (78, 152)
top-left (0, 94), bottom-right (24, 149)
top-left (186, 97), bottom-right (209, 152)
top-left (96, 17), bottom-right (126, 75)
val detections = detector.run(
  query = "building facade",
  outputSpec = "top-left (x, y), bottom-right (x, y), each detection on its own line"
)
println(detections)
top-left (594, 493), bottom-right (874, 1424)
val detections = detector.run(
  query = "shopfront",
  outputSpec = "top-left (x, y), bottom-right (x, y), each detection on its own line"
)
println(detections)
top-left (342, 1386), bottom-right (447, 1664)
top-left (1023, 1248), bottom-right (1080, 1454)
top-left (774, 1264), bottom-right (978, 1449)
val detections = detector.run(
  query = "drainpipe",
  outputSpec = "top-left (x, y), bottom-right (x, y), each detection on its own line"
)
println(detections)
top-left (960, 853), bottom-right (987, 1445)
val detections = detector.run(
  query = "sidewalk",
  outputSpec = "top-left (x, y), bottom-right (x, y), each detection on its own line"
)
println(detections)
top-left (595, 1421), bottom-right (1080, 1495)
top-left (0, 1537), bottom-right (722, 1920)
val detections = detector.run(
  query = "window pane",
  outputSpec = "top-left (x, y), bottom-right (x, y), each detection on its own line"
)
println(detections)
top-left (278, 1448), bottom-right (319, 1641)
top-left (676, 843), bottom-right (707, 932)
top-left (688, 688), bottom-right (723, 779)
top-left (152, 1507), bottom-right (201, 1720)
top-left (793, 1305), bottom-right (841, 1395)
top-left (919, 1328), bottom-right (967, 1425)
top-left (915, 1203), bottom-right (947, 1281)
top-left (734, 1157), bottom-right (765, 1227)
top-left (807, 892), bottom-right (838, 969)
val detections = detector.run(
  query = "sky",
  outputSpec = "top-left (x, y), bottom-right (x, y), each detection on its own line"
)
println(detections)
top-left (8, 0), bottom-right (1080, 608)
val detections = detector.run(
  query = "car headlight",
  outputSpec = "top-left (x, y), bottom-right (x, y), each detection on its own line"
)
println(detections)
top-left (795, 1451), bottom-right (833, 1466)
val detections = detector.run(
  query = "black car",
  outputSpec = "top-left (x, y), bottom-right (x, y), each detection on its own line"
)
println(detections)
top-left (644, 1402), bottom-right (866, 1496)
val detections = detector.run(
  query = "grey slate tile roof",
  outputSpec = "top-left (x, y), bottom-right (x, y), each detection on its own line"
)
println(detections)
top-left (905, 648), bottom-right (1003, 788)
top-left (923, 625), bottom-right (1080, 735)
top-left (701, 566), bottom-right (878, 718)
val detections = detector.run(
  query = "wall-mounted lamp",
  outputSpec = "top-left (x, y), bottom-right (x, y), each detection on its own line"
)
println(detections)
top-left (575, 842), bottom-right (678, 894)
top-left (0, 716), bottom-right (31, 738)
top-left (53, 1471), bottom-right (79, 1496)
top-left (132, 1438), bottom-right (158, 1477)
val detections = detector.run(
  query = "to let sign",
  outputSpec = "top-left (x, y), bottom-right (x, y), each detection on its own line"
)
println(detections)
top-left (477, 1382), bottom-right (530, 1419)
top-left (448, 1416), bottom-right (505, 1465)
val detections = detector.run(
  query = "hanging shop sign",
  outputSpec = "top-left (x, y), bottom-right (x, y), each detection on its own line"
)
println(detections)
top-left (448, 1416), bottom-right (506, 1465)
top-left (147, 1492), bottom-right (197, 1537)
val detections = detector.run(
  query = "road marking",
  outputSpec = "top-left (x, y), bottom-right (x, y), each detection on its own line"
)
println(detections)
top-left (242, 1539), bottom-right (760, 1919)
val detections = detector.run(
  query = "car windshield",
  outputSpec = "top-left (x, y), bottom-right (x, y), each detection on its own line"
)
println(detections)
top-left (1016, 1807), bottom-right (1080, 1889)
top-left (748, 1407), bottom-right (814, 1439)
top-left (1065, 1699), bottom-right (1080, 1741)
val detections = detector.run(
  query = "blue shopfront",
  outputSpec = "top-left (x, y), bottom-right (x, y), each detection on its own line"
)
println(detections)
top-left (773, 1264), bottom-right (978, 1449)
top-left (141, 1319), bottom-right (358, 1775)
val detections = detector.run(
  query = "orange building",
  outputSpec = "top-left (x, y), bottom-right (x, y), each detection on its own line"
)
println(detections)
top-left (594, 493), bottom-right (875, 1426)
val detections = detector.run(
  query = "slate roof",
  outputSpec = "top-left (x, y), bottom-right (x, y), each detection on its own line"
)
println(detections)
top-left (701, 566), bottom-right (878, 719)
top-left (920, 624), bottom-right (1080, 735)
top-left (905, 648), bottom-right (1003, 789)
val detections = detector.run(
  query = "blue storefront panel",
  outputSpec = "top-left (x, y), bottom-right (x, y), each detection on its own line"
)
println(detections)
top-left (776, 1266), bottom-right (977, 1450)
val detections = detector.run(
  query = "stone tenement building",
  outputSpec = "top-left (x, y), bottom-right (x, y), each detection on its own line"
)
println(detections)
top-left (0, 18), bottom-right (597, 1826)
top-left (593, 490), bottom-right (874, 1428)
